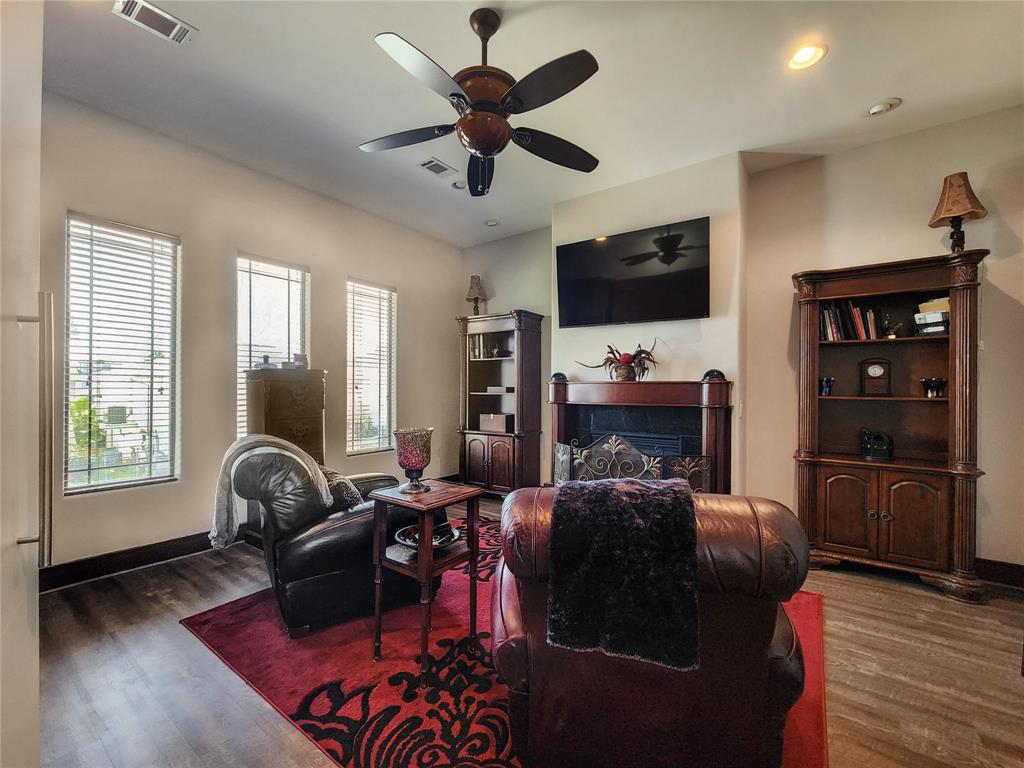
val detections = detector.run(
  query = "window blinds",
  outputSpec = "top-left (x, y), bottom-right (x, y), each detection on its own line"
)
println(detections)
top-left (346, 280), bottom-right (397, 455)
top-left (236, 257), bottom-right (310, 437)
top-left (64, 214), bottom-right (179, 492)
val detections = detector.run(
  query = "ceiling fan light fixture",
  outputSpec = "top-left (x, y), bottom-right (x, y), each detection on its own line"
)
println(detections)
top-left (787, 43), bottom-right (828, 70)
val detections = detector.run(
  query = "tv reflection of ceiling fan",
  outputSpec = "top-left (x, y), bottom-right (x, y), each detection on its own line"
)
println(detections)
top-left (620, 225), bottom-right (706, 267)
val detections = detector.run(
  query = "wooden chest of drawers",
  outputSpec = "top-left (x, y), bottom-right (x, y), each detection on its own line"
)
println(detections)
top-left (245, 368), bottom-right (326, 463)
top-left (244, 368), bottom-right (326, 547)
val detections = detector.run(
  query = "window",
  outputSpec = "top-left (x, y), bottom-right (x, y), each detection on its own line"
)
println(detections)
top-left (346, 280), bottom-right (396, 455)
top-left (236, 256), bottom-right (310, 437)
top-left (64, 214), bottom-right (179, 492)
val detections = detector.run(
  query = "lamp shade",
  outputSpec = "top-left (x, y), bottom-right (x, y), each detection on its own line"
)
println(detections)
top-left (928, 171), bottom-right (988, 228)
top-left (465, 274), bottom-right (486, 301)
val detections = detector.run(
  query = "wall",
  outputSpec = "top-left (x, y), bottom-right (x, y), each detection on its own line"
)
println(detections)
top-left (461, 228), bottom-right (553, 479)
top-left (745, 105), bottom-right (1024, 565)
top-left (551, 153), bottom-right (747, 489)
top-left (40, 94), bottom-right (465, 564)
top-left (0, 2), bottom-right (43, 763)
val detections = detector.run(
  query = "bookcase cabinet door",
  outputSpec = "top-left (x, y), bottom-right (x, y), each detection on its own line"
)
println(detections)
top-left (879, 471), bottom-right (950, 570)
top-left (488, 436), bottom-right (515, 493)
top-left (817, 466), bottom-right (878, 558)
top-left (465, 435), bottom-right (488, 487)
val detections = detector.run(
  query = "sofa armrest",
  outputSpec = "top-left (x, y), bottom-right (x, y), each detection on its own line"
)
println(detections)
top-left (490, 557), bottom-right (529, 693)
top-left (347, 473), bottom-right (400, 500)
top-left (766, 604), bottom-right (805, 716)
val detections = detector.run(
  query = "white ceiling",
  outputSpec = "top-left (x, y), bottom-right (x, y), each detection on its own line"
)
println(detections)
top-left (42, 1), bottom-right (1023, 248)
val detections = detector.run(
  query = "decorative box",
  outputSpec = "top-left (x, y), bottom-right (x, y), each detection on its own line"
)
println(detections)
top-left (479, 413), bottom-right (514, 433)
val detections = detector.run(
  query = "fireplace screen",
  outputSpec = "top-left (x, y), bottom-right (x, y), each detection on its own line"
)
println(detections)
top-left (554, 434), bottom-right (711, 491)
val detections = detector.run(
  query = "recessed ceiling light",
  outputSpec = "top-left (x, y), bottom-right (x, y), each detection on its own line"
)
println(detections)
top-left (787, 44), bottom-right (828, 70)
top-left (485, 219), bottom-right (501, 227)
top-left (867, 98), bottom-right (903, 116)
top-left (594, 236), bottom-right (608, 242)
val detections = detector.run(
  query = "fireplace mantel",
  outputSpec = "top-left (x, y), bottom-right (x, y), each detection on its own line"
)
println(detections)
top-left (549, 378), bottom-right (733, 492)
top-left (548, 379), bottom-right (732, 409)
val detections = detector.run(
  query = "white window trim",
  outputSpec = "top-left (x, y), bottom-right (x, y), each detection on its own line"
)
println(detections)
top-left (346, 278), bottom-right (397, 456)
top-left (235, 253), bottom-right (311, 438)
top-left (63, 211), bottom-right (181, 494)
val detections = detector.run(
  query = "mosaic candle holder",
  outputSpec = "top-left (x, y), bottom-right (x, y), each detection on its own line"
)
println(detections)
top-left (393, 427), bottom-right (434, 494)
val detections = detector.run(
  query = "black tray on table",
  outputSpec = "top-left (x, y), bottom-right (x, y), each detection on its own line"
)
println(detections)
top-left (394, 522), bottom-right (462, 550)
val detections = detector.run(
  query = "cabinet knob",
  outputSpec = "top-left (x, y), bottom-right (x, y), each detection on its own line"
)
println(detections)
top-left (880, 511), bottom-right (892, 522)
top-left (867, 510), bottom-right (879, 520)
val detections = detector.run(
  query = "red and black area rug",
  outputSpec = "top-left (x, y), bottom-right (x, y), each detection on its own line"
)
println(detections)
top-left (182, 522), bottom-right (828, 768)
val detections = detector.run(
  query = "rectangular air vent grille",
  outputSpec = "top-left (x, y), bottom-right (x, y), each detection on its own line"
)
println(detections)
top-left (112, 0), bottom-right (196, 45)
top-left (419, 157), bottom-right (457, 177)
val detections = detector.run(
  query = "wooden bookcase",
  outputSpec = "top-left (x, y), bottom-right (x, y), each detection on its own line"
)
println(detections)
top-left (457, 310), bottom-right (542, 494)
top-left (793, 250), bottom-right (987, 601)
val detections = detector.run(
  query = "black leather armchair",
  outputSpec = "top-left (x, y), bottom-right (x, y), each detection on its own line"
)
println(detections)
top-left (232, 452), bottom-right (445, 637)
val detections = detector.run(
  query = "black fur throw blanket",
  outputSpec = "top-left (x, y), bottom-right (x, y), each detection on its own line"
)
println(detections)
top-left (547, 478), bottom-right (699, 671)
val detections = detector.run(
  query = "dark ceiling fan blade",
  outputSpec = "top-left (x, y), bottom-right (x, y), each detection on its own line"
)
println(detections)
top-left (359, 124), bottom-right (455, 152)
top-left (511, 128), bottom-right (598, 172)
top-left (375, 33), bottom-right (469, 110)
top-left (621, 252), bottom-right (660, 265)
top-left (501, 50), bottom-right (598, 115)
top-left (468, 155), bottom-right (495, 197)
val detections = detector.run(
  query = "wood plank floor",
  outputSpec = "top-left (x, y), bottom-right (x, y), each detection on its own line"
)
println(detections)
top-left (40, 498), bottom-right (1024, 768)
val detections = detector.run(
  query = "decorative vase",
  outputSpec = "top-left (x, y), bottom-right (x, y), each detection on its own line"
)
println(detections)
top-left (612, 364), bottom-right (636, 382)
top-left (393, 427), bottom-right (434, 494)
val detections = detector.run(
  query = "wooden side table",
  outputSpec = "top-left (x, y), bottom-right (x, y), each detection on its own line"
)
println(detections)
top-left (369, 480), bottom-right (484, 687)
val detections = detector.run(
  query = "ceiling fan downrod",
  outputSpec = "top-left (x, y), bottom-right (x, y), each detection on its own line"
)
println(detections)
top-left (469, 8), bottom-right (501, 66)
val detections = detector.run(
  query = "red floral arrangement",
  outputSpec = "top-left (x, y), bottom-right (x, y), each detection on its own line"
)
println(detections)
top-left (578, 341), bottom-right (658, 381)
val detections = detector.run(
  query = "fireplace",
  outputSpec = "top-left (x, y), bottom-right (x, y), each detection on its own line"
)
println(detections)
top-left (549, 378), bottom-right (732, 493)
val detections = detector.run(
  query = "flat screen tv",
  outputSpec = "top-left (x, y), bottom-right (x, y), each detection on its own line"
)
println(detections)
top-left (556, 217), bottom-right (710, 328)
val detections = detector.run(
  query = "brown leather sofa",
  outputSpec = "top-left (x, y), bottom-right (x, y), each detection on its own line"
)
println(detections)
top-left (491, 487), bottom-right (810, 768)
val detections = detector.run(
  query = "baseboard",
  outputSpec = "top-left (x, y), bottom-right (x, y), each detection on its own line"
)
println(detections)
top-left (40, 530), bottom-right (217, 592)
top-left (976, 558), bottom-right (1024, 589)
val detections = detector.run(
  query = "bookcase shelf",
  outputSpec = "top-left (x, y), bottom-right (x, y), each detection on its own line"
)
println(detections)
top-left (819, 335), bottom-right (948, 346)
top-left (819, 396), bottom-right (948, 402)
top-left (793, 250), bottom-right (988, 602)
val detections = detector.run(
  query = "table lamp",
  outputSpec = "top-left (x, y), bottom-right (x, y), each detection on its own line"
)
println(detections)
top-left (928, 171), bottom-right (987, 253)
top-left (465, 275), bottom-right (486, 316)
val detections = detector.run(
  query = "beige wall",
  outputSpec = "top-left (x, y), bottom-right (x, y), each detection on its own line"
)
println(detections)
top-left (551, 153), bottom-right (748, 490)
top-left (40, 94), bottom-right (465, 564)
top-left (745, 105), bottom-right (1024, 565)
top-left (0, 2), bottom-right (43, 764)
top-left (461, 228), bottom-right (553, 479)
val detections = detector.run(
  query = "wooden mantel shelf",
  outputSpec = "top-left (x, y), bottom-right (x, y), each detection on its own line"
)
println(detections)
top-left (548, 379), bottom-right (733, 408)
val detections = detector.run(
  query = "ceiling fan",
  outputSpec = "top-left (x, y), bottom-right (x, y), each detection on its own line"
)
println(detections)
top-left (359, 8), bottom-right (599, 197)
top-left (621, 226), bottom-right (707, 267)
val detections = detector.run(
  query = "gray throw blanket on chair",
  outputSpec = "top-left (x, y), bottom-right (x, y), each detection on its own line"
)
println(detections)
top-left (209, 435), bottom-right (360, 549)
top-left (547, 478), bottom-right (700, 671)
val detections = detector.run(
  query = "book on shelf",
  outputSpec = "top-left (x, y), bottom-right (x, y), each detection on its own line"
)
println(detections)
top-left (915, 310), bottom-right (949, 325)
top-left (918, 297), bottom-right (950, 314)
top-left (915, 321), bottom-right (949, 335)
top-left (819, 300), bottom-right (878, 341)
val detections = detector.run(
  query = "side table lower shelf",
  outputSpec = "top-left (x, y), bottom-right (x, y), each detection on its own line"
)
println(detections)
top-left (369, 479), bottom-right (484, 688)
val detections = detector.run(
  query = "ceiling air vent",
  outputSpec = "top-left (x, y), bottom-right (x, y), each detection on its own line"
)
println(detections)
top-left (419, 158), bottom-right (457, 178)
top-left (111, 0), bottom-right (196, 46)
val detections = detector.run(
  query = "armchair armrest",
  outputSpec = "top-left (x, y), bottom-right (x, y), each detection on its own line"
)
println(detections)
top-left (347, 472), bottom-right (400, 501)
